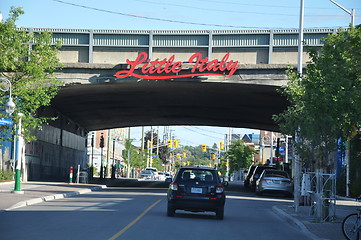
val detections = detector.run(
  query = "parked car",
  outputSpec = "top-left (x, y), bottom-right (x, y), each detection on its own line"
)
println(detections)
top-left (167, 166), bottom-right (226, 219)
top-left (157, 172), bottom-right (167, 181)
top-left (139, 169), bottom-right (155, 180)
top-left (244, 165), bottom-right (257, 188)
top-left (165, 172), bottom-right (173, 183)
top-left (145, 167), bottom-right (159, 180)
top-left (249, 165), bottom-right (276, 191)
top-left (255, 169), bottom-right (293, 197)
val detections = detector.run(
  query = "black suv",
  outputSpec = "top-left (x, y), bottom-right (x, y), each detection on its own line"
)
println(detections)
top-left (167, 166), bottom-right (226, 219)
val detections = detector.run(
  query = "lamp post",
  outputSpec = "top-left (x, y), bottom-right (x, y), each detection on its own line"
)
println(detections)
top-left (294, 0), bottom-right (305, 213)
top-left (0, 78), bottom-right (23, 193)
top-left (330, 0), bottom-right (355, 27)
top-left (13, 113), bottom-right (24, 193)
top-left (329, 0), bottom-right (356, 198)
top-left (0, 78), bottom-right (15, 115)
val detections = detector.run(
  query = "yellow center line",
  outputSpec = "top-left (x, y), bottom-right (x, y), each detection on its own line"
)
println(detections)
top-left (108, 199), bottom-right (162, 240)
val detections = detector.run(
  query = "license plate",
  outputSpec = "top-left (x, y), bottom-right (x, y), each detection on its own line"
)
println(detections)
top-left (191, 187), bottom-right (203, 194)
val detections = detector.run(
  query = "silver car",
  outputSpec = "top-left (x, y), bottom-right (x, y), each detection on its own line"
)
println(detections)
top-left (139, 169), bottom-right (155, 180)
top-left (255, 169), bottom-right (293, 197)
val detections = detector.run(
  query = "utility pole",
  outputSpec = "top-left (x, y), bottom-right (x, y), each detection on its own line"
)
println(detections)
top-left (141, 126), bottom-right (145, 151)
top-left (270, 132), bottom-right (274, 164)
top-left (150, 126), bottom-right (154, 167)
top-left (294, 0), bottom-right (305, 213)
top-left (156, 126), bottom-right (160, 156)
top-left (126, 128), bottom-right (131, 178)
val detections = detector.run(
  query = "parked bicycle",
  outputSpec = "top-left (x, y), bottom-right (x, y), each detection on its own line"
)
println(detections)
top-left (342, 196), bottom-right (361, 240)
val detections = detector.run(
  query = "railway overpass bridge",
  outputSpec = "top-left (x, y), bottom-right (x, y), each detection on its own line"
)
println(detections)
top-left (35, 27), bottom-right (338, 132)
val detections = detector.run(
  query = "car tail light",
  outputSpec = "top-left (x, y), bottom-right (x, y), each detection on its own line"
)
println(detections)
top-left (170, 182), bottom-right (178, 191)
top-left (216, 184), bottom-right (224, 194)
top-left (282, 180), bottom-right (292, 184)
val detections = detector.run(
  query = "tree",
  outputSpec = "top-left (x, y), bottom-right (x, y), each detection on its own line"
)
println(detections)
top-left (122, 139), bottom-right (146, 170)
top-left (274, 25), bottom-right (361, 170)
top-left (222, 140), bottom-right (254, 173)
top-left (0, 7), bottom-right (63, 142)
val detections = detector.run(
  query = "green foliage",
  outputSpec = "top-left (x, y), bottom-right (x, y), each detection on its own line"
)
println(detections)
top-left (222, 140), bottom-right (255, 173)
top-left (0, 170), bottom-right (14, 180)
top-left (274, 25), bottom-right (361, 169)
top-left (150, 157), bottom-right (163, 171)
top-left (123, 139), bottom-right (146, 169)
top-left (181, 145), bottom-right (213, 166)
top-left (0, 7), bottom-right (63, 142)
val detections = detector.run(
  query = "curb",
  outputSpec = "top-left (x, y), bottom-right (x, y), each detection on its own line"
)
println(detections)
top-left (336, 195), bottom-right (355, 201)
top-left (272, 206), bottom-right (327, 240)
top-left (3, 185), bottom-right (107, 211)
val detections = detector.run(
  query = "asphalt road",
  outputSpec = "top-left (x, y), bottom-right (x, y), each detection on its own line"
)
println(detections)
top-left (0, 187), bottom-right (311, 240)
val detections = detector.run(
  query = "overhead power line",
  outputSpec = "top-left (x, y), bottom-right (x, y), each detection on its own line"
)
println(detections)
top-left (196, 0), bottom-right (361, 10)
top-left (52, 0), bottom-right (283, 29)
top-left (135, 0), bottom-right (359, 16)
top-left (183, 126), bottom-right (224, 140)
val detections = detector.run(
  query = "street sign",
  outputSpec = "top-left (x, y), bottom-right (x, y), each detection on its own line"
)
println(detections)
top-left (0, 118), bottom-right (13, 125)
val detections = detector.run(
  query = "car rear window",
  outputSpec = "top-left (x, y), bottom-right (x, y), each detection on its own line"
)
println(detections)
top-left (264, 171), bottom-right (289, 178)
top-left (178, 169), bottom-right (217, 182)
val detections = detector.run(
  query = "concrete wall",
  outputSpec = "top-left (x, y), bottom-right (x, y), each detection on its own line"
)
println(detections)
top-left (153, 48), bottom-right (208, 62)
top-left (272, 48), bottom-right (311, 64)
top-left (58, 46), bottom-right (89, 63)
top-left (26, 124), bottom-right (87, 181)
top-left (213, 48), bottom-right (269, 64)
top-left (93, 47), bottom-right (148, 64)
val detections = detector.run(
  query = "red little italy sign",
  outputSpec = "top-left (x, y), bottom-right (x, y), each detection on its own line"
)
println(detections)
top-left (115, 52), bottom-right (239, 80)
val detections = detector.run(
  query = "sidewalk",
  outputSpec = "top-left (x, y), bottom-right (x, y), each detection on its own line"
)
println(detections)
top-left (0, 180), bottom-right (106, 212)
top-left (273, 198), bottom-right (357, 240)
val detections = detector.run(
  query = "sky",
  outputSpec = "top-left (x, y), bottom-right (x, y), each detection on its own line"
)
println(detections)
top-left (1, 0), bottom-right (361, 147)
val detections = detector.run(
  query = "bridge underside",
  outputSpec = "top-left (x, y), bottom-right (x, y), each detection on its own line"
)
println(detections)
top-left (49, 81), bottom-right (288, 132)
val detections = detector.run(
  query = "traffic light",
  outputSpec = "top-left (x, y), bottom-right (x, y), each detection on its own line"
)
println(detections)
top-left (99, 135), bottom-right (104, 148)
top-left (202, 144), bottom-right (207, 152)
top-left (211, 154), bottom-right (216, 159)
top-left (183, 152), bottom-right (187, 158)
top-left (148, 140), bottom-right (153, 149)
top-left (167, 140), bottom-right (172, 148)
top-left (275, 138), bottom-right (280, 157)
top-left (174, 140), bottom-right (179, 148)
top-left (219, 141), bottom-right (224, 150)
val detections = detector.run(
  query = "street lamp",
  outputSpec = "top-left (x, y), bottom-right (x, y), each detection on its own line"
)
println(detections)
top-left (0, 78), bottom-right (23, 193)
top-left (0, 78), bottom-right (15, 115)
top-left (330, 0), bottom-right (355, 27)
top-left (13, 113), bottom-right (24, 193)
top-left (329, 0), bottom-right (356, 198)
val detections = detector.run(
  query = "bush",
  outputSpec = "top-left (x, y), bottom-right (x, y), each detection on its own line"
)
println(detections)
top-left (0, 170), bottom-right (14, 181)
